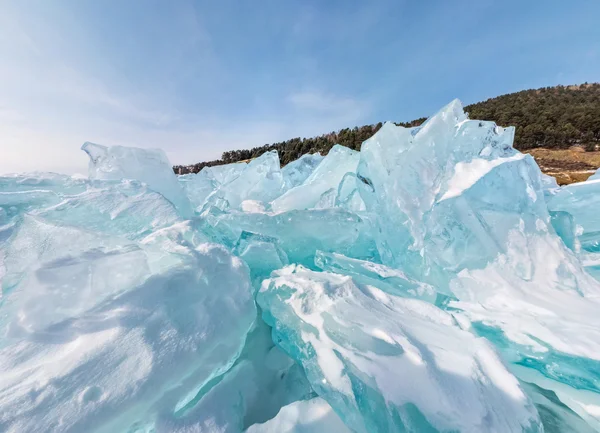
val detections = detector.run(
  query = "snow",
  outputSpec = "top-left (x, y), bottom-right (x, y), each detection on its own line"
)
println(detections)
top-left (439, 153), bottom-right (526, 201)
top-left (1, 99), bottom-right (600, 432)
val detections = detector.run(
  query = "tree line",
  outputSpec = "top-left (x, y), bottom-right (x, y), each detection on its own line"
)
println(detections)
top-left (174, 83), bottom-right (600, 174)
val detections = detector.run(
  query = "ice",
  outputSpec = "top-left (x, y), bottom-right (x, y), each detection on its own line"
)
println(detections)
top-left (314, 187), bottom-right (336, 209)
top-left (210, 151), bottom-right (286, 210)
top-left (209, 161), bottom-right (249, 184)
top-left (258, 265), bottom-right (542, 432)
top-left (271, 145), bottom-right (359, 213)
top-left (550, 175), bottom-right (600, 279)
top-left (548, 176), bottom-right (600, 253)
top-left (335, 172), bottom-right (366, 212)
top-left (82, 142), bottom-right (193, 217)
top-left (314, 250), bottom-right (439, 303)
top-left (1, 215), bottom-right (151, 333)
top-left (520, 382), bottom-right (596, 433)
top-left (2, 101), bottom-right (600, 432)
top-left (354, 101), bottom-right (600, 425)
top-left (0, 235), bottom-right (255, 432)
top-left (245, 397), bottom-right (351, 433)
top-left (179, 162), bottom-right (247, 211)
top-left (234, 231), bottom-right (289, 290)
top-left (356, 101), bottom-right (523, 281)
top-left (0, 172), bottom-right (87, 194)
top-left (199, 207), bottom-right (379, 267)
top-left (281, 153), bottom-right (324, 189)
top-left (0, 172), bottom-right (88, 226)
top-left (178, 170), bottom-right (220, 211)
top-left (34, 179), bottom-right (182, 240)
top-left (157, 319), bottom-right (313, 432)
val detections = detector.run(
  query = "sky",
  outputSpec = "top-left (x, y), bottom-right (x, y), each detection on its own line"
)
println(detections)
top-left (1, 0), bottom-right (599, 175)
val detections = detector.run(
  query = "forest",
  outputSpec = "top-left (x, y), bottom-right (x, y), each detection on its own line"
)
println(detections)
top-left (174, 83), bottom-right (600, 174)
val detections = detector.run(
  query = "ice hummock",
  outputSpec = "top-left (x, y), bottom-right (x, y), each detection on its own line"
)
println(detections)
top-left (272, 144), bottom-right (359, 213)
top-left (82, 142), bottom-right (193, 217)
top-left (257, 265), bottom-right (542, 432)
top-left (1, 100), bottom-right (600, 432)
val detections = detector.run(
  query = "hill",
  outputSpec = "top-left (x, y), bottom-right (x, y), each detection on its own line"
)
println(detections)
top-left (174, 83), bottom-right (600, 183)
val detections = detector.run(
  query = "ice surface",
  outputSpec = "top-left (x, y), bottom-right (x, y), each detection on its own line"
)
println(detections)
top-left (2, 102), bottom-right (600, 432)
top-left (1, 215), bottom-right (152, 333)
top-left (199, 206), bottom-right (379, 266)
top-left (234, 231), bottom-right (289, 290)
top-left (245, 397), bottom-right (351, 433)
top-left (0, 238), bottom-right (255, 432)
top-left (179, 162), bottom-right (247, 211)
top-left (36, 180), bottom-right (182, 240)
top-left (209, 161), bottom-right (249, 184)
top-left (258, 265), bottom-right (542, 432)
top-left (282, 153), bottom-right (324, 189)
top-left (0, 173), bottom-right (88, 226)
top-left (314, 250), bottom-right (439, 303)
top-left (210, 151), bottom-right (286, 210)
top-left (354, 101), bottom-right (600, 425)
top-left (271, 145), bottom-right (359, 213)
top-left (548, 176), bottom-right (600, 253)
top-left (520, 382), bottom-right (596, 433)
top-left (158, 318), bottom-right (313, 432)
top-left (356, 101), bottom-right (524, 282)
top-left (0, 172), bottom-right (88, 194)
top-left (335, 172), bottom-right (366, 212)
top-left (82, 142), bottom-right (193, 217)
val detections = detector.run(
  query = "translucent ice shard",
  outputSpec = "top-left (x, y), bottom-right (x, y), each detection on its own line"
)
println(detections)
top-left (82, 142), bottom-right (192, 217)
top-left (335, 172), bottom-right (366, 212)
top-left (34, 179), bottom-right (182, 240)
top-left (200, 207), bottom-right (379, 267)
top-left (282, 153), bottom-right (324, 190)
top-left (140, 220), bottom-right (210, 259)
top-left (314, 250), bottom-right (438, 303)
top-left (0, 172), bottom-right (87, 194)
top-left (258, 265), bottom-right (542, 433)
top-left (548, 177), bottom-right (600, 253)
top-left (179, 162), bottom-right (247, 211)
top-left (540, 172), bottom-right (561, 199)
top-left (0, 172), bottom-right (88, 225)
top-left (234, 231), bottom-right (289, 290)
top-left (314, 187), bottom-right (336, 209)
top-left (520, 381), bottom-right (596, 433)
top-left (245, 398), bottom-right (351, 433)
top-left (547, 173), bottom-right (600, 279)
top-left (178, 171), bottom-right (219, 211)
top-left (159, 319), bottom-right (313, 433)
top-left (271, 145), bottom-right (359, 213)
top-left (549, 210), bottom-right (579, 251)
top-left (211, 151), bottom-right (286, 210)
top-left (357, 101), bottom-right (525, 282)
top-left (209, 161), bottom-right (249, 185)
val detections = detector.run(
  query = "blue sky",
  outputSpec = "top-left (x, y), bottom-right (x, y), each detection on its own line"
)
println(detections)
top-left (1, 0), bottom-right (599, 174)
